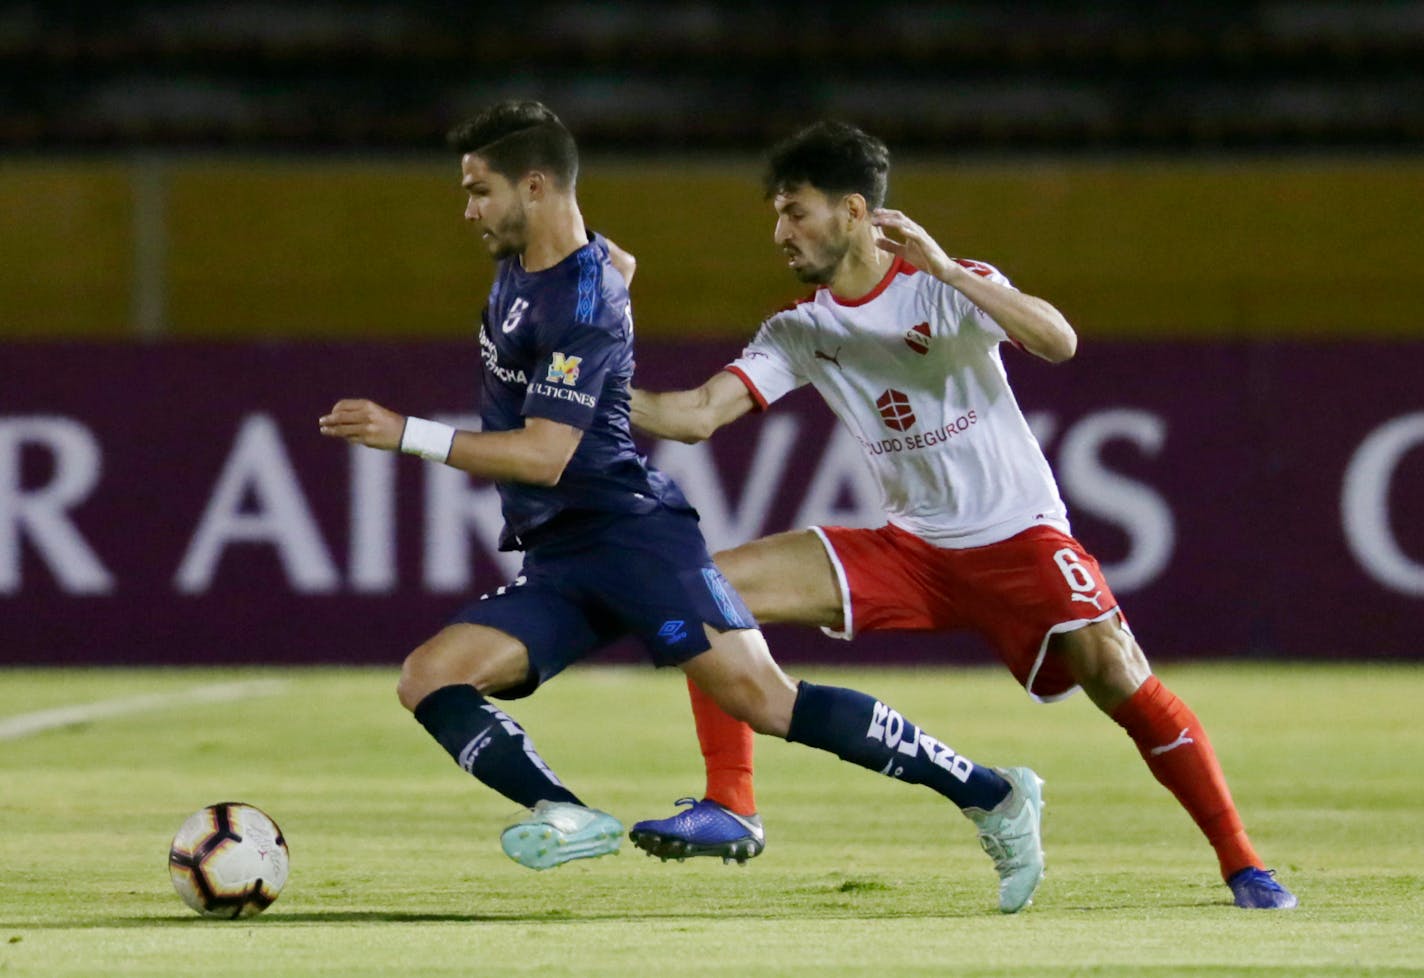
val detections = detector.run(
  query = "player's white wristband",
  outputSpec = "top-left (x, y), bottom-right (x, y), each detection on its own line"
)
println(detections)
top-left (399, 417), bottom-right (455, 463)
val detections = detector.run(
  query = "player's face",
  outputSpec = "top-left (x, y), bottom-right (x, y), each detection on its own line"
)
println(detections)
top-left (461, 153), bottom-right (528, 260)
top-left (772, 184), bottom-right (852, 285)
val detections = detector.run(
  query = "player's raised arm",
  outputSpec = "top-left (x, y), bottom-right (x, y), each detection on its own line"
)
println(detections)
top-left (871, 208), bottom-right (1077, 363)
top-left (630, 370), bottom-right (757, 444)
top-left (319, 398), bottom-right (581, 486)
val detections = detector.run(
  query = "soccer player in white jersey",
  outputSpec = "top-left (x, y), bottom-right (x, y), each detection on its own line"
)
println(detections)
top-left (628, 121), bottom-right (1296, 910)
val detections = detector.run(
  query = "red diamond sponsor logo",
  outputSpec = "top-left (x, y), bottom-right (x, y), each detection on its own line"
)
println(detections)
top-left (904, 322), bottom-right (931, 355)
top-left (876, 389), bottom-right (916, 431)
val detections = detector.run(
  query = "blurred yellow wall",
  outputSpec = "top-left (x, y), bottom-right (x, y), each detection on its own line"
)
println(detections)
top-left (4, 156), bottom-right (1422, 340)
top-left (1, 161), bottom-right (134, 338)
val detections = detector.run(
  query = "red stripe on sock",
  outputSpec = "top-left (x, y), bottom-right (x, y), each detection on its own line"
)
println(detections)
top-left (1111, 675), bottom-right (1262, 880)
top-left (688, 677), bottom-right (757, 815)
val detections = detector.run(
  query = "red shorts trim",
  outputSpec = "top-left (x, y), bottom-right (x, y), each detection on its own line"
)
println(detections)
top-left (814, 523), bottom-right (1122, 701)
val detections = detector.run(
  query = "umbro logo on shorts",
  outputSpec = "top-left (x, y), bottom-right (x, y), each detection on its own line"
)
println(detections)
top-left (658, 620), bottom-right (688, 644)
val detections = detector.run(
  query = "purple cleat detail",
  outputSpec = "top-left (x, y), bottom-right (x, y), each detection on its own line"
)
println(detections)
top-left (629, 797), bottom-right (765, 864)
top-left (1227, 867), bottom-right (1298, 909)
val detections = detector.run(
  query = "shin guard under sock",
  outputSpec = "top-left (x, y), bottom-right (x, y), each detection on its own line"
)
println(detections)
top-left (786, 681), bottom-right (1009, 811)
top-left (413, 684), bottom-right (582, 809)
top-left (1111, 675), bottom-right (1262, 879)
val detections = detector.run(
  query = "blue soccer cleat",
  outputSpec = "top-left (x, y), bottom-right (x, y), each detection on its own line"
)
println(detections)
top-left (500, 800), bottom-right (623, 871)
top-left (1227, 867), bottom-right (1298, 909)
top-left (629, 797), bottom-right (765, 864)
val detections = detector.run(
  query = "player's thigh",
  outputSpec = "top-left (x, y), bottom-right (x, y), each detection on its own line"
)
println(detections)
top-left (679, 624), bottom-right (799, 737)
top-left (397, 622), bottom-right (532, 709)
top-left (714, 529), bottom-right (841, 626)
top-left (1050, 614), bottom-right (1151, 712)
top-left (444, 574), bottom-right (605, 700)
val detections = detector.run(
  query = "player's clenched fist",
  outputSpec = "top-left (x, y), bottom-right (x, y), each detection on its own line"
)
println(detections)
top-left (318, 398), bottom-right (405, 451)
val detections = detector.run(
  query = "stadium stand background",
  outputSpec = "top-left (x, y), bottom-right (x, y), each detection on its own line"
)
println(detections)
top-left (3, 1), bottom-right (1423, 340)
top-left (4, 3), bottom-right (1423, 666)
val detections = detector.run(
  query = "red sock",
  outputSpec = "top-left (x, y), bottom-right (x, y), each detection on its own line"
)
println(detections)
top-left (687, 676), bottom-right (757, 815)
top-left (1110, 676), bottom-right (1262, 880)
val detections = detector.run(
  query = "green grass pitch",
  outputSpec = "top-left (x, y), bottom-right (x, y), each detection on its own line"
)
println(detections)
top-left (2, 663), bottom-right (1422, 977)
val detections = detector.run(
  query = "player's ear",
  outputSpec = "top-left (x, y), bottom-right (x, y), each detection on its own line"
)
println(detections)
top-left (843, 193), bottom-right (868, 228)
top-left (523, 170), bottom-right (546, 202)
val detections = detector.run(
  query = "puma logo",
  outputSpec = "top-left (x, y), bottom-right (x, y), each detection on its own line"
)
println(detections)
top-left (1149, 727), bottom-right (1195, 756)
top-left (814, 346), bottom-right (843, 368)
top-left (1071, 590), bottom-right (1105, 610)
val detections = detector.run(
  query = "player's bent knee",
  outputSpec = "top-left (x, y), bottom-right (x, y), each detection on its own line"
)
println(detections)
top-left (396, 644), bottom-right (441, 712)
top-left (1056, 615), bottom-right (1150, 709)
top-left (394, 627), bottom-right (532, 711)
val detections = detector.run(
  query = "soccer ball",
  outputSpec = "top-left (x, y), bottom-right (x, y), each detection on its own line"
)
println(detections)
top-left (168, 802), bottom-right (290, 918)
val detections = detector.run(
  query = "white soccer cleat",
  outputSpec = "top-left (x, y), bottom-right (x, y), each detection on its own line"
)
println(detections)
top-left (964, 767), bottom-right (1046, 913)
top-left (500, 800), bottom-right (623, 871)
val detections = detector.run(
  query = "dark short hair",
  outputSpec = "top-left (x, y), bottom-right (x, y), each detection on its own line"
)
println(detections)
top-left (447, 100), bottom-right (579, 188)
top-left (763, 121), bottom-right (890, 209)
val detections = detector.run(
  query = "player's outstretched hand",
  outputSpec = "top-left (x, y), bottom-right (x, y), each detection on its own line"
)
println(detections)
top-left (871, 209), bottom-right (954, 281)
top-left (318, 398), bottom-right (405, 451)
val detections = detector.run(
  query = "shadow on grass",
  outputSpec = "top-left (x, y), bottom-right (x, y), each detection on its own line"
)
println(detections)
top-left (11, 903), bottom-right (1058, 929)
top-left (12, 911), bottom-right (516, 928)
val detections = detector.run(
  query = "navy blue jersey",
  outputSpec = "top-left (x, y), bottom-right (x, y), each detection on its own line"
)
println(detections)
top-left (478, 232), bottom-right (692, 549)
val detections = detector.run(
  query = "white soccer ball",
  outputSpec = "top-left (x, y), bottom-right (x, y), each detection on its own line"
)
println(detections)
top-left (168, 802), bottom-right (290, 918)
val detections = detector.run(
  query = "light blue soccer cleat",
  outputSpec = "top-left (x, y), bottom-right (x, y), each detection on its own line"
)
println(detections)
top-left (499, 800), bottom-right (623, 871)
top-left (964, 766), bottom-right (1046, 913)
top-left (1227, 867), bottom-right (1298, 909)
top-left (628, 797), bottom-right (766, 864)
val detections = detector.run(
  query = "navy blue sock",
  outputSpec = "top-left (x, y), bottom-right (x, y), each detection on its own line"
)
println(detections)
top-left (412, 685), bottom-right (582, 808)
top-left (786, 681), bottom-right (1010, 811)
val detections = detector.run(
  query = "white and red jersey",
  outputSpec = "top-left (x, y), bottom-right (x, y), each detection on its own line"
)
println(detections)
top-left (726, 256), bottom-right (1069, 549)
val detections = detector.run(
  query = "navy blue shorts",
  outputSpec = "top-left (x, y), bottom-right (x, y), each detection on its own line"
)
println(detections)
top-left (450, 507), bottom-right (757, 698)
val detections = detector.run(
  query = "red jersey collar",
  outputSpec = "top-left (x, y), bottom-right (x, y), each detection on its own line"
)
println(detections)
top-left (826, 256), bottom-right (914, 307)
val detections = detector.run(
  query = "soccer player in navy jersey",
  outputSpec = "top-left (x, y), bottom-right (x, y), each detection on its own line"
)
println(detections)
top-left (319, 100), bottom-right (1047, 912)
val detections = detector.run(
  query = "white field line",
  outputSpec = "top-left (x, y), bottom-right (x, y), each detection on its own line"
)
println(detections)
top-left (0, 679), bottom-right (290, 741)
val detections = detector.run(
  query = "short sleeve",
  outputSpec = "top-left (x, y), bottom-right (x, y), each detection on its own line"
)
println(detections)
top-left (944, 258), bottom-right (1017, 344)
top-left (724, 315), bottom-right (806, 410)
top-left (523, 320), bottom-right (623, 429)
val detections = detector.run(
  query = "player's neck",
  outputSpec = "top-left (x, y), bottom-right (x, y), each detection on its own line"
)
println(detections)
top-left (827, 235), bottom-right (896, 301)
top-left (520, 198), bottom-right (589, 273)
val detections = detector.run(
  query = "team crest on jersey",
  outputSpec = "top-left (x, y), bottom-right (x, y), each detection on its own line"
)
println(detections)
top-left (501, 297), bottom-right (530, 333)
top-left (876, 389), bottom-right (916, 431)
top-left (547, 352), bottom-right (582, 385)
top-left (904, 322), bottom-right (931, 355)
